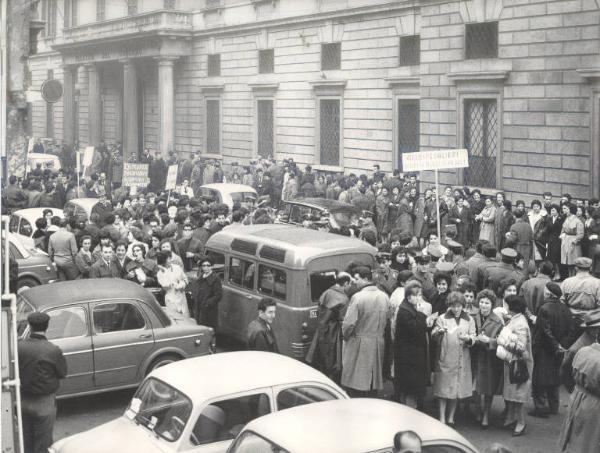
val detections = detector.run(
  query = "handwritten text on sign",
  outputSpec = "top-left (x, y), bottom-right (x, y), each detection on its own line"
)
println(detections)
top-left (402, 149), bottom-right (469, 172)
top-left (122, 163), bottom-right (149, 188)
top-left (165, 164), bottom-right (178, 190)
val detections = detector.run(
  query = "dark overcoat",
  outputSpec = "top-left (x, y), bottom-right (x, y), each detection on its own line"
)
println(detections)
top-left (546, 215), bottom-right (564, 264)
top-left (190, 272), bottom-right (223, 328)
top-left (473, 311), bottom-right (504, 396)
top-left (393, 300), bottom-right (429, 397)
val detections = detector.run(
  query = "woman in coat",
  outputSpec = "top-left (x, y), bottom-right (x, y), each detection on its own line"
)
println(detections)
top-left (393, 283), bottom-right (430, 409)
top-left (546, 204), bottom-right (564, 279)
top-left (473, 289), bottom-right (504, 428)
top-left (559, 336), bottom-right (600, 453)
top-left (125, 243), bottom-right (158, 288)
top-left (156, 251), bottom-right (189, 317)
top-left (432, 291), bottom-right (476, 425)
top-left (469, 190), bottom-right (485, 245)
top-left (395, 195), bottom-right (414, 237)
top-left (494, 193), bottom-right (506, 249)
top-left (411, 189), bottom-right (426, 247)
top-left (448, 196), bottom-right (471, 249)
top-left (560, 203), bottom-right (584, 277)
top-left (386, 186), bottom-right (402, 233)
top-left (529, 200), bottom-right (548, 263)
top-left (496, 295), bottom-right (533, 436)
top-left (477, 197), bottom-right (496, 247)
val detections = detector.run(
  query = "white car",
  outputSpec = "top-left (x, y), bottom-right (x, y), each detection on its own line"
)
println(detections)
top-left (9, 207), bottom-right (64, 245)
top-left (50, 351), bottom-right (347, 453)
top-left (198, 184), bottom-right (258, 211)
top-left (63, 198), bottom-right (100, 222)
top-left (227, 399), bottom-right (479, 453)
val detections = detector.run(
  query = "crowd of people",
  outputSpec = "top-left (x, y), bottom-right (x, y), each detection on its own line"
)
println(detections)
top-left (4, 151), bottom-right (600, 452)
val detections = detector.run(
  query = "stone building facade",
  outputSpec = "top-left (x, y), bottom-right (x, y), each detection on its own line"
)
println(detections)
top-left (27, 0), bottom-right (600, 199)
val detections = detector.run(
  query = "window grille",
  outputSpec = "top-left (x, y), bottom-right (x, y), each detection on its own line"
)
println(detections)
top-left (97, 0), bottom-right (105, 21)
top-left (127, 0), bottom-right (138, 16)
top-left (259, 49), bottom-right (274, 74)
top-left (321, 42), bottom-right (341, 71)
top-left (319, 99), bottom-right (340, 165)
top-left (206, 99), bottom-right (220, 154)
top-left (208, 54), bottom-right (221, 77)
top-left (399, 35), bottom-right (420, 66)
top-left (465, 22), bottom-right (498, 59)
top-left (257, 100), bottom-right (274, 159)
top-left (464, 99), bottom-right (498, 188)
top-left (397, 99), bottom-right (420, 171)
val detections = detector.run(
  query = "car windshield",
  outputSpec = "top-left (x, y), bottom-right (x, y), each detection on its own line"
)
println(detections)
top-left (16, 296), bottom-right (35, 337)
top-left (128, 378), bottom-right (193, 442)
top-left (331, 211), bottom-right (359, 227)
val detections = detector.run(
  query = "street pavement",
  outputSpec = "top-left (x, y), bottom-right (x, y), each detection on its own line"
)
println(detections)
top-left (53, 384), bottom-right (570, 453)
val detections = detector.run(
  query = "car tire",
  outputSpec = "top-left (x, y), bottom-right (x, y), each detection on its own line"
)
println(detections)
top-left (17, 277), bottom-right (39, 293)
top-left (146, 354), bottom-right (181, 375)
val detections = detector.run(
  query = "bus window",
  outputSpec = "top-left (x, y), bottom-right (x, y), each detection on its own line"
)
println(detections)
top-left (310, 271), bottom-right (337, 302)
top-left (229, 257), bottom-right (255, 290)
top-left (258, 265), bottom-right (286, 301)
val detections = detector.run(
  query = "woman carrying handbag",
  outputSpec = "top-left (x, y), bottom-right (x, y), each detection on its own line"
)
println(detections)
top-left (496, 295), bottom-right (533, 436)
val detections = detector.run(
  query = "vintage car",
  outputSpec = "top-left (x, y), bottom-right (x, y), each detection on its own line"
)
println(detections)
top-left (49, 351), bottom-right (347, 453)
top-left (198, 183), bottom-right (258, 210)
top-left (277, 198), bottom-right (362, 231)
top-left (9, 207), bottom-right (64, 244)
top-left (4, 232), bottom-right (58, 291)
top-left (27, 152), bottom-right (61, 173)
top-left (17, 279), bottom-right (215, 399)
top-left (63, 197), bottom-right (100, 222)
top-left (227, 399), bottom-right (479, 453)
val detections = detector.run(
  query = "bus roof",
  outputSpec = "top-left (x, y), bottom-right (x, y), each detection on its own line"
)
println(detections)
top-left (206, 224), bottom-right (377, 269)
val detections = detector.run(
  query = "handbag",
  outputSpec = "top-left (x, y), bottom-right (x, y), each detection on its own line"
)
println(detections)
top-left (509, 356), bottom-right (529, 384)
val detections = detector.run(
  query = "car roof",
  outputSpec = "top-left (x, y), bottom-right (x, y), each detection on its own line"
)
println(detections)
top-left (241, 399), bottom-right (478, 453)
top-left (12, 208), bottom-right (64, 223)
top-left (149, 351), bottom-right (344, 401)
top-left (28, 153), bottom-right (60, 161)
top-left (285, 198), bottom-right (361, 214)
top-left (206, 224), bottom-right (377, 268)
top-left (65, 198), bottom-right (100, 211)
top-left (19, 278), bottom-right (158, 309)
top-left (200, 183), bottom-right (257, 194)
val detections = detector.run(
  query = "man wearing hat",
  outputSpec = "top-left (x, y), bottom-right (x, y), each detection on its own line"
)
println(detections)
top-left (561, 257), bottom-right (600, 325)
top-left (18, 312), bottom-right (67, 453)
top-left (483, 248), bottom-right (524, 296)
top-left (530, 282), bottom-right (574, 418)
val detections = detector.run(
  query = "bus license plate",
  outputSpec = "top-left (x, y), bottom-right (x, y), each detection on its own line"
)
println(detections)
top-left (309, 309), bottom-right (318, 318)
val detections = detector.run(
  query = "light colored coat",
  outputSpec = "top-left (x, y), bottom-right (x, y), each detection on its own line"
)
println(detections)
top-left (560, 214), bottom-right (584, 265)
top-left (479, 205), bottom-right (496, 246)
top-left (432, 311), bottom-right (476, 399)
top-left (341, 285), bottom-right (390, 391)
top-left (498, 313), bottom-right (533, 403)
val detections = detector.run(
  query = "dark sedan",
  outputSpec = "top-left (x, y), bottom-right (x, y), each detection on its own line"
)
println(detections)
top-left (17, 279), bottom-right (215, 399)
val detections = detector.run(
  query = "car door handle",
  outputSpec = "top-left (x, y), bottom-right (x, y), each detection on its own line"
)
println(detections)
top-left (139, 334), bottom-right (152, 339)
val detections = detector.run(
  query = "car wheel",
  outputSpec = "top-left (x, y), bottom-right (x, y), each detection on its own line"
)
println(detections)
top-left (146, 354), bottom-right (181, 375)
top-left (17, 277), bottom-right (39, 293)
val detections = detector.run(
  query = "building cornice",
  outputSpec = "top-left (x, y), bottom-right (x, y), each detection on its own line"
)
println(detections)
top-left (446, 70), bottom-right (510, 83)
top-left (577, 68), bottom-right (600, 82)
top-left (200, 84), bottom-right (225, 94)
top-left (384, 76), bottom-right (420, 87)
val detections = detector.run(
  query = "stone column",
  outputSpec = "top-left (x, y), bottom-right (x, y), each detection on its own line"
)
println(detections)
top-left (62, 65), bottom-right (76, 147)
top-left (86, 63), bottom-right (102, 146)
top-left (122, 59), bottom-right (139, 161)
top-left (156, 57), bottom-right (177, 157)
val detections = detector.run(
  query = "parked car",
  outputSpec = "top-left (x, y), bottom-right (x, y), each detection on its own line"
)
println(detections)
top-left (63, 197), bottom-right (100, 222)
top-left (205, 224), bottom-right (377, 358)
top-left (9, 207), bottom-right (64, 244)
top-left (27, 152), bottom-right (61, 173)
top-left (227, 398), bottom-right (479, 453)
top-left (277, 198), bottom-right (362, 231)
top-left (3, 232), bottom-right (58, 291)
top-left (17, 279), bottom-right (215, 399)
top-left (198, 183), bottom-right (258, 210)
top-left (49, 351), bottom-right (347, 453)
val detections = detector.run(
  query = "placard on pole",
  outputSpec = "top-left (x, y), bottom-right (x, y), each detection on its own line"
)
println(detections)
top-left (402, 149), bottom-right (469, 240)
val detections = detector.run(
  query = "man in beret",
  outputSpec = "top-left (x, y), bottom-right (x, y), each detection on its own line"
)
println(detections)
top-left (18, 312), bottom-right (67, 453)
top-left (562, 257), bottom-right (600, 326)
top-left (530, 282), bottom-right (574, 418)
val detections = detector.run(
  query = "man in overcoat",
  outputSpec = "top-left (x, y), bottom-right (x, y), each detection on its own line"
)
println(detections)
top-left (341, 265), bottom-right (390, 396)
top-left (246, 297), bottom-right (279, 352)
top-left (530, 282), bottom-right (574, 417)
top-left (190, 256), bottom-right (223, 329)
top-left (508, 210), bottom-right (534, 264)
